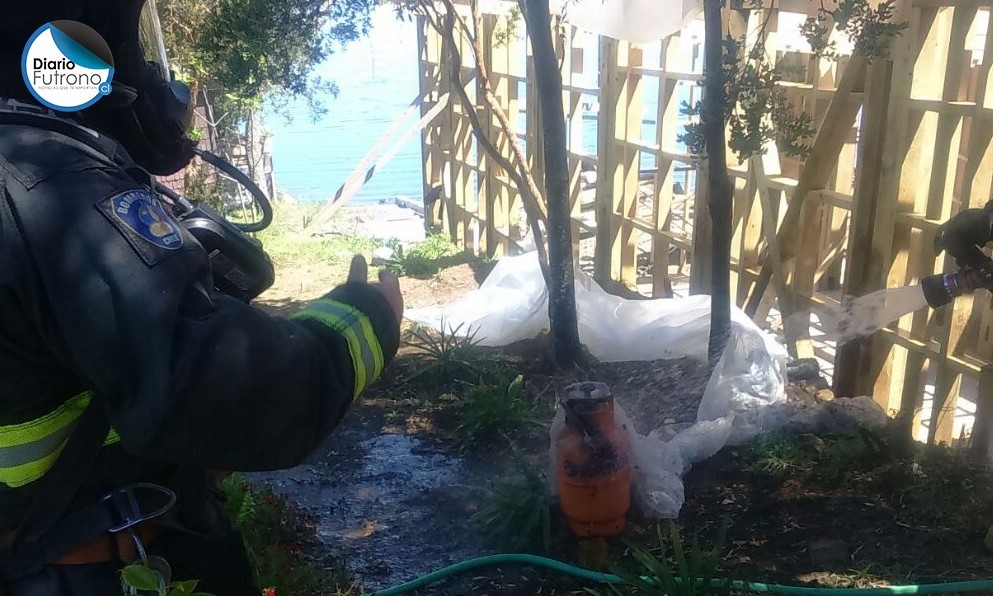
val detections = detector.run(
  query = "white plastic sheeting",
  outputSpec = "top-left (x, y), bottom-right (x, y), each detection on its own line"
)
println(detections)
top-left (551, 0), bottom-right (703, 45)
top-left (405, 252), bottom-right (788, 518)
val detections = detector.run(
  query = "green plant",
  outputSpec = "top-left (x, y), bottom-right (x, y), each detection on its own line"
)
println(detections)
top-left (254, 201), bottom-right (384, 270)
top-left (403, 320), bottom-right (489, 388)
top-left (219, 476), bottom-right (352, 596)
top-left (802, 0), bottom-right (909, 60)
top-left (883, 444), bottom-right (993, 531)
top-left (473, 448), bottom-right (554, 551)
top-left (454, 374), bottom-right (546, 450)
top-left (121, 564), bottom-right (213, 596)
top-left (593, 520), bottom-right (734, 596)
top-left (680, 0), bottom-right (907, 163)
top-left (384, 234), bottom-right (471, 277)
top-left (741, 430), bottom-right (879, 487)
top-left (743, 433), bottom-right (809, 475)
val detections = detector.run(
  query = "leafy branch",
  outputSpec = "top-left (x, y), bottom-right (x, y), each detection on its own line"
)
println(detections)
top-left (681, 0), bottom-right (907, 163)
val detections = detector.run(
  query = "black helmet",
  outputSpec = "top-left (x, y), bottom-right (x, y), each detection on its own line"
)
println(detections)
top-left (1, 0), bottom-right (196, 175)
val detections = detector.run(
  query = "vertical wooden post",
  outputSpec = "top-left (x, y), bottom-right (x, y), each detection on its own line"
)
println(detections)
top-left (418, 15), bottom-right (445, 232)
top-left (834, 60), bottom-right (895, 399)
top-left (594, 37), bottom-right (619, 284)
top-left (924, 5), bottom-right (975, 444)
top-left (865, 0), bottom-right (919, 420)
top-left (972, 365), bottom-right (993, 458)
top-left (438, 20), bottom-right (457, 242)
top-left (653, 35), bottom-right (681, 297)
top-left (566, 28), bottom-right (585, 265)
top-left (526, 48), bottom-right (546, 198)
top-left (616, 44), bottom-right (644, 288)
top-left (479, 13), bottom-right (513, 257)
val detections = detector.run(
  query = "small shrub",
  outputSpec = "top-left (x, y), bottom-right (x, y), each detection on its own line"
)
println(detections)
top-left (403, 321), bottom-right (502, 390)
top-left (219, 476), bottom-right (352, 596)
top-left (882, 444), bottom-right (993, 531)
top-left (385, 234), bottom-right (478, 277)
top-left (741, 430), bottom-right (879, 488)
top-left (120, 565), bottom-right (213, 596)
top-left (473, 453), bottom-right (554, 552)
top-left (454, 374), bottom-right (546, 451)
top-left (593, 520), bottom-right (735, 596)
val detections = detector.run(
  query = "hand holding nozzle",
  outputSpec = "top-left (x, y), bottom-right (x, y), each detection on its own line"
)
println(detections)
top-left (926, 205), bottom-right (993, 307)
top-left (934, 203), bottom-right (993, 269)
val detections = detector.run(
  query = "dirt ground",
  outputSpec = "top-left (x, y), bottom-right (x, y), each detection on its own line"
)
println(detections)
top-left (252, 219), bottom-right (993, 595)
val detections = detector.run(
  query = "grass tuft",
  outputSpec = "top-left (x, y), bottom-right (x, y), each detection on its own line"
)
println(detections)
top-left (454, 374), bottom-right (547, 451)
top-left (385, 234), bottom-right (486, 277)
top-left (219, 475), bottom-right (355, 595)
top-left (402, 321), bottom-right (502, 391)
top-left (473, 450), bottom-right (555, 552)
top-left (592, 520), bottom-right (735, 596)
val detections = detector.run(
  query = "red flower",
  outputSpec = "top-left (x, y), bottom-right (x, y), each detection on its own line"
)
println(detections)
top-left (262, 588), bottom-right (277, 596)
top-left (288, 542), bottom-right (301, 554)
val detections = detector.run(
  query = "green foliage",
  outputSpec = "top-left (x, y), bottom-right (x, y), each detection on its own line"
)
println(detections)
top-left (180, 164), bottom-right (229, 213)
top-left (679, 36), bottom-right (815, 162)
top-left (681, 0), bottom-right (906, 162)
top-left (879, 443), bottom-right (993, 531)
top-left (473, 451), bottom-right (554, 552)
top-left (385, 234), bottom-right (475, 277)
top-left (120, 565), bottom-right (213, 596)
top-left (159, 0), bottom-right (373, 108)
top-left (742, 430), bottom-right (879, 487)
top-left (219, 476), bottom-right (349, 596)
top-left (254, 202), bottom-right (384, 269)
top-left (803, 0), bottom-right (909, 59)
top-left (592, 521), bottom-right (734, 596)
top-left (454, 374), bottom-right (546, 450)
top-left (403, 321), bottom-right (492, 389)
top-left (157, 0), bottom-right (375, 163)
top-left (739, 426), bottom-right (993, 534)
top-left (493, 7), bottom-right (523, 48)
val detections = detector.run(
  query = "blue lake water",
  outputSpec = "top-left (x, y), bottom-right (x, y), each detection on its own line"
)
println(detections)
top-left (263, 8), bottom-right (697, 205)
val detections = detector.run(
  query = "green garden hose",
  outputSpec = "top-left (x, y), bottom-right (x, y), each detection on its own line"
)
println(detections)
top-left (368, 553), bottom-right (993, 596)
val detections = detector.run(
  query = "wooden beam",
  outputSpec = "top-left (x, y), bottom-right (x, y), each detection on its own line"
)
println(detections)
top-left (594, 37), bottom-right (619, 285)
top-left (834, 60), bottom-right (896, 399)
top-left (744, 56), bottom-right (868, 334)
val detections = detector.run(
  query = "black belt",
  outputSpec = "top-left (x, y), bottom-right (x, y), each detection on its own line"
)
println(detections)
top-left (1, 483), bottom-right (175, 580)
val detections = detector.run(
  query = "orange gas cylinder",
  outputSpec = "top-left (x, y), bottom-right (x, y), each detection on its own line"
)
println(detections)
top-left (556, 382), bottom-right (631, 538)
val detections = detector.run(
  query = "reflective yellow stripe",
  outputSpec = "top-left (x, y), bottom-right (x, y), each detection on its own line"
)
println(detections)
top-left (293, 299), bottom-right (385, 397)
top-left (0, 392), bottom-right (119, 488)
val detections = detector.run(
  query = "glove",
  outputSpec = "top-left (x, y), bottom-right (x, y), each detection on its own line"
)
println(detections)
top-left (934, 203), bottom-right (993, 268)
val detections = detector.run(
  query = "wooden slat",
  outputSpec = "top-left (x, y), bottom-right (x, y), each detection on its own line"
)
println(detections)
top-left (744, 56), bottom-right (868, 324)
top-left (594, 38), bottom-right (619, 284)
top-left (835, 59), bottom-right (896, 399)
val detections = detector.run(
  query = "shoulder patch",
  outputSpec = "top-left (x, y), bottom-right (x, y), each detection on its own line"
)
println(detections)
top-left (96, 188), bottom-right (185, 266)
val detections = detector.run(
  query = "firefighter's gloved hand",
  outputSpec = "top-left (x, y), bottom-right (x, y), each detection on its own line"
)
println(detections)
top-left (347, 254), bottom-right (404, 323)
top-left (934, 204), bottom-right (993, 267)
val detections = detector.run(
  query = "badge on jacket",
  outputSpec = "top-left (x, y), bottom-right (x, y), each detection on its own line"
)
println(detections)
top-left (96, 188), bottom-right (185, 266)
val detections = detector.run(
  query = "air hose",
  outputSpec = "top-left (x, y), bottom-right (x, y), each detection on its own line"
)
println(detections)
top-left (368, 553), bottom-right (993, 596)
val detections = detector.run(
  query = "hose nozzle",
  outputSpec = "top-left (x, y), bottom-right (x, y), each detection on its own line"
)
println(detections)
top-left (921, 269), bottom-right (991, 308)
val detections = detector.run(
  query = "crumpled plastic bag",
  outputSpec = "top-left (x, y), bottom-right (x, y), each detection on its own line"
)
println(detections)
top-left (404, 252), bottom-right (548, 346)
top-left (406, 251), bottom-right (789, 518)
top-left (551, 0), bottom-right (703, 44)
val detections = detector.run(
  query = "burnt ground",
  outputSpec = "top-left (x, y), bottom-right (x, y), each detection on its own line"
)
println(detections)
top-left (252, 260), bottom-right (993, 596)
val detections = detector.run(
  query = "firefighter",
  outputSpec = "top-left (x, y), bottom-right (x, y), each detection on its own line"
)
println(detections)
top-left (0, 1), bottom-right (403, 594)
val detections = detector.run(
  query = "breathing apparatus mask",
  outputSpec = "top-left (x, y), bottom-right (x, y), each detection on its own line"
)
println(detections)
top-left (0, 0), bottom-right (274, 301)
top-left (107, 0), bottom-right (276, 301)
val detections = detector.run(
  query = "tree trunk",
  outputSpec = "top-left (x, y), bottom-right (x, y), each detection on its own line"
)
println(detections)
top-left (703, 0), bottom-right (733, 366)
top-left (524, 0), bottom-right (583, 367)
top-left (247, 106), bottom-right (268, 194)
